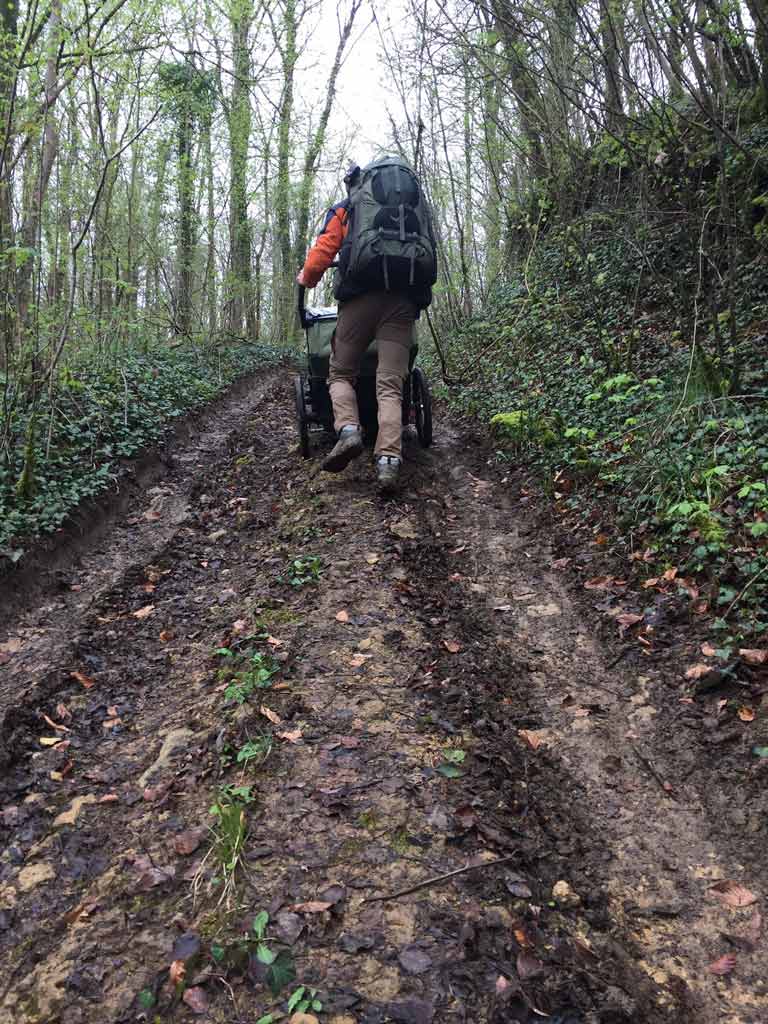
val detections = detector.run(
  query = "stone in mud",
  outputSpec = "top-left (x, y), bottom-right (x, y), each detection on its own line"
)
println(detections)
top-left (552, 879), bottom-right (581, 908)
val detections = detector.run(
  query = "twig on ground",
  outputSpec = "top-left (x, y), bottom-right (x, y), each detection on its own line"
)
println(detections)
top-left (361, 853), bottom-right (518, 903)
top-left (631, 743), bottom-right (677, 801)
top-left (606, 647), bottom-right (630, 671)
top-left (723, 563), bottom-right (768, 620)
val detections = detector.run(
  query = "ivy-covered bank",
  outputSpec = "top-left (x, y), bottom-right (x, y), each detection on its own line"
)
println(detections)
top-left (430, 225), bottom-right (768, 647)
top-left (1, 344), bottom-right (289, 563)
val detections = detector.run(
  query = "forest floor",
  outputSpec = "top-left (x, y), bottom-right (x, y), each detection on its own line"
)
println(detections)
top-left (0, 370), bottom-right (766, 1024)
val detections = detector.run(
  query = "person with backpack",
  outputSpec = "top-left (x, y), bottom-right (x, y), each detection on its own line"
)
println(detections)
top-left (296, 156), bottom-right (437, 492)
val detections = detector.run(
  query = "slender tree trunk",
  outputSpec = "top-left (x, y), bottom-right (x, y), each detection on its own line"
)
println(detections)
top-left (229, 0), bottom-right (256, 339)
top-left (274, 0), bottom-right (297, 345)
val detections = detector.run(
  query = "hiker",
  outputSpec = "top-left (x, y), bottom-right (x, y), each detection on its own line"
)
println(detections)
top-left (296, 156), bottom-right (437, 491)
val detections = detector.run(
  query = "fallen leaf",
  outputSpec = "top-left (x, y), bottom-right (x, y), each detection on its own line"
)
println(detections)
top-left (99, 793), bottom-right (119, 804)
top-left (708, 953), bottom-right (736, 975)
top-left (616, 612), bottom-right (643, 631)
top-left (442, 639), bottom-right (462, 653)
top-left (584, 575), bottom-right (614, 589)
top-left (495, 975), bottom-right (512, 995)
top-left (746, 910), bottom-right (762, 944)
top-left (137, 864), bottom-right (176, 890)
top-left (594, 533), bottom-right (609, 546)
top-left (454, 804), bottom-right (477, 829)
top-left (159, 630), bottom-right (174, 642)
top-left (102, 717), bottom-right (122, 730)
top-left (70, 670), bottom-right (95, 689)
top-left (290, 901), bottom-right (332, 914)
top-left (662, 567), bottom-right (678, 581)
top-left (266, 635), bottom-right (283, 647)
top-left (349, 654), bottom-right (368, 668)
top-left (708, 881), bottom-right (758, 908)
top-left (278, 729), bottom-right (302, 743)
top-left (182, 987), bottom-right (209, 1014)
top-left (335, 610), bottom-right (350, 622)
top-left (642, 577), bottom-right (660, 588)
top-left (518, 729), bottom-right (543, 750)
top-left (550, 557), bottom-right (571, 569)
top-left (41, 714), bottom-right (70, 733)
top-left (701, 643), bottom-right (717, 657)
top-left (141, 580), bottom-right (156, 592)
top-left (39, 736), bottom-right (64, 747)
top-left (365, 553), bottom-right (380, 565)
top-left (398, 945), bottom-right (432, 974)
top-left (517, 951), bottom-right (546, 980)
top-left (56, 703), bottom-right (72, 720)
top-left (289, 1014), bottom-right (319, 1024)
top-left (173, 828), bottom-right (206, 856)
top-left (738, 707), bottom-right (755, 723)
top-left (132, 605), bottom-right (155, 620)
top-left (739, 648), bottom-right (768, 665)
top-left (169, 959), bottom-right (186, 986)
top-left (685, 663), bottom-right (711, 680)
top-left (232, 619), bottom-right (248, 634)
top-left (340, 736), bottom-right (360, 748)
top-left (261, 705), bottom-right (283, 725)
top-left (358, 637), bottom-right (373, 651)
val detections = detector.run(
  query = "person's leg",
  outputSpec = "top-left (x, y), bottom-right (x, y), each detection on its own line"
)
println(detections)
top-left (374, 295), bottom-right (417, 461)
top-left (328, 295), bottom-right (374, 432)
top-left (323, 295), bottom-right (376, 472)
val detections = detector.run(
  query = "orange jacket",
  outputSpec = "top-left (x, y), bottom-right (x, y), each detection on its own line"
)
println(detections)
top-left (301, 201), bottom-right (348, 288)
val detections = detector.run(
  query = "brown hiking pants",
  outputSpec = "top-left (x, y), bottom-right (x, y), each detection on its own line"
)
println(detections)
top-left (329, 291), bottom-right (417, 459)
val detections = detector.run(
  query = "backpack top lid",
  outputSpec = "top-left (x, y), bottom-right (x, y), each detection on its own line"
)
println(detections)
top-left (357, 155), bottom-right (422, 209)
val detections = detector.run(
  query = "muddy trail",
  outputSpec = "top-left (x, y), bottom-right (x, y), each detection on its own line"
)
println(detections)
top-left (0, 371), bottom-right (765, 1024)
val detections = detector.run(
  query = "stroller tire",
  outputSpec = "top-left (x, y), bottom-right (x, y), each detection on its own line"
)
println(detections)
top-left (412, 367), bottom-right (433, 448)
top-left (294, 375), bottom-right (310, 458)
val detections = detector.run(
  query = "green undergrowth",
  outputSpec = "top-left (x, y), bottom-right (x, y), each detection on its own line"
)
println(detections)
top-left (0, 342), bottom-right (293, 564)
top-left (430, 228), bottom-right (768, 646)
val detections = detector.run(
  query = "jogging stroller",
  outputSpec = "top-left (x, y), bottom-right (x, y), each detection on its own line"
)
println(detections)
top-left (294, 285), bottom-right (433, 458)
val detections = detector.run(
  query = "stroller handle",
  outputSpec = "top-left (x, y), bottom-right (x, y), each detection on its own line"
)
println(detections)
top-left (297, 262), bottom-right (339, 329)
top-left (297, 283), bottom-right (308, 329)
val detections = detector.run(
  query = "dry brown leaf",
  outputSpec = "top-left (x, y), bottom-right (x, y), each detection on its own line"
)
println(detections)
top-left (290, 901), bottom-right (332, 914)
top-left (616, 612), bottom-right (643, 631)
top-left (708, 880), bottom-right (758, 908)
top-left (39, 736), bottom-right (63, 747)
top-left (169, 959), bottom-right (186, 986)
top-left (358, 637), bottom-right (373, 651)
top-left (365, 553), bottom-right (379, 565)
top-left (738, 707), bottom-right (755, 723)
top-left (232, 619), bottom-right (248, 634)
top-left (517, 951), bottom-right (546, 980)
top-left (642, 577), bottom-right (660, 588)
top-left (349, 654), bottom-right (368, 668)
top-left (662, 567), bottom-right (678, 581)
top-left (335, 610), bottom-right (350, 622)
top-left (739, 648), bottom-right (768, 666)
top-left (442, 639), bottom-right (462, 653)
top-left (70, 670), bottom-right (95, 689)
top-left (266, 635), bottom-right (283, 647)
top-left (159, 630), bottom-right (174, 642)
top-left (685, 663), bottom-right (711, 680)
top-left (42, 713), bottom-right (70, 733)
top-left (701, 642), bottom-right (717, 657)
top-left (518, 729), bottom-right (543, 750)
top-left (182, 987), bottom-right (210, 1014)
top-left (132, 604), bottom-right (155, 620)
top-left (746, 910), bottom-right (762, 944)
top-left (550, 557), bottom-right (571, 569)
top-left (708, 953), bottom-right (736, 976)
top-left (55, 703), bottom-right (72, 720)
top-left (584, 575), bottom-right (614, 590)
top-left (260, 705), bottom-right (283, 725)
top-left (173, 828), bottom-right (206, 856)
top-left (99, 793), bottom-right (119, 804)
top-left (289, 1015), bottom-right (319, 1024)
top-left (278, 728), bottom-right (303, 743)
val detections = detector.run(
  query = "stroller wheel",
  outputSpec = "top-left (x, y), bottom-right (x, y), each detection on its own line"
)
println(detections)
top-left (412, 367), bottom-right (433, 447)
top-left (294, 375), bottom-right (310, 458)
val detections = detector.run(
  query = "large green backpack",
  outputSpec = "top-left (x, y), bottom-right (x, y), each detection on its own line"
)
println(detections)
top-left (337, 156), bottom-right (437, 295)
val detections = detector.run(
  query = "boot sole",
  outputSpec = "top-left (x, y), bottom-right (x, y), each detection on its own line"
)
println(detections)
top-left (322, 437), bottom-right (364, 473)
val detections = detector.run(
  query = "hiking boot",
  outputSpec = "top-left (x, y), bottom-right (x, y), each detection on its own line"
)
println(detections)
top-left (376, 455), bottom-right (401, 493)
top-left (322, 425), bottom-right (363, 473)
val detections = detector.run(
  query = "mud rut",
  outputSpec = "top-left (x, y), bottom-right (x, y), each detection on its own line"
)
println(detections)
top-left (0, 372), bottom-right (765, 1024)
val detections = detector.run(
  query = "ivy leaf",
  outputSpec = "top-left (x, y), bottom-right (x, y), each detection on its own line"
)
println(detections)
top-left (437, 764), bottom-right (463, 778)
top-left (267, 950), bottom-right (296, 995)
top-left (256, 942), bottom-right (277, 965)
top-left (253, 910), bottom-right (269, 938)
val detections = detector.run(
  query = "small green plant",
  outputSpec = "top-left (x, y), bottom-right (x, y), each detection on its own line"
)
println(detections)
top-left (287, 985), bottom-right (323, 1015)
top-left (199, 785), bottom-right (254, 906)
top-left (437, 747), bottom-right (466, 778)
top-left (280, 554), bottom-right (323, 587)
top-left (215, 647), bottom-right (280, 704)
top-left (236, 734), bottom-right (272, 769)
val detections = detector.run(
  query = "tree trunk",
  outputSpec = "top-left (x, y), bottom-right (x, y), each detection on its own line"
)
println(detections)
top-left (228, 0), bottom-right (256, 340)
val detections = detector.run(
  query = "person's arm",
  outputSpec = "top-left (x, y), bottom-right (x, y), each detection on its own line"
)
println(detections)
top-left (297, 204), bottom-right (347, 287)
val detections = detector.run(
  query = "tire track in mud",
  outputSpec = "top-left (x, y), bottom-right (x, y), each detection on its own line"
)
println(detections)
top-left (0, 386), bottom-right (764, 1023)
